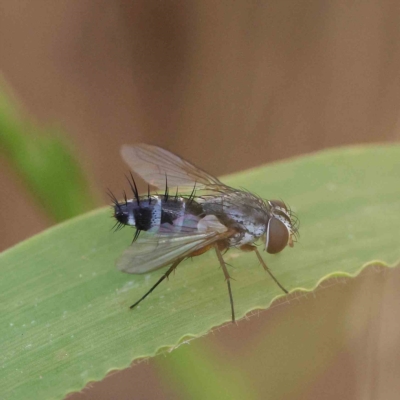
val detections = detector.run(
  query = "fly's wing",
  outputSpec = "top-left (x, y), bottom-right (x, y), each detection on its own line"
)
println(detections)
top-left (117, 214), bottom-right (232, 274)
top-left (121, 143), bottom-right (224, 191)
top-left (117, 231), bottom-right (227, 274)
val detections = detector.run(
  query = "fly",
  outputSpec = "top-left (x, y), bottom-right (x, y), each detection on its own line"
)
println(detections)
top-left (110, 144), bottom-right (299, 323)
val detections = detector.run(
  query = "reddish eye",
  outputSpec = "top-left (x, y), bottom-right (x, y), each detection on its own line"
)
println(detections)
top-left (265, 217), bottom-right (289, 254)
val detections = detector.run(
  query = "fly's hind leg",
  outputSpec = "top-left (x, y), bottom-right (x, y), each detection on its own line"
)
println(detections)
top-left (240, 244), bottom-right (288, 294)
top-left (130, 258), bottom-right (183, 309)
top-left (214, 244), bottom-right (236, 323)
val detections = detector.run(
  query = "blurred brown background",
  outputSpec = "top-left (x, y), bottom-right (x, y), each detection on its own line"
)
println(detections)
top-left (1, 1), bottom-right (400, 399)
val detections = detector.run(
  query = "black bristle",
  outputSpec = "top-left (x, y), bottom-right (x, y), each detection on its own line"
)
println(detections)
top-left (125, 173), bottom-right (140, 205)
top-left (111, 221), bottom-right (125, 233)
top-left (132, 229), bottom-right (141, 243)
top-left (130, 172), bottom-right (140, 204)
top-left (148, 184), bottom-right (151, 204)
top-left (107, 188), bottom-right (120, 209)
top-left (164, 174), bottom-right (169, 201)
top-left (188, 182), bottom-right (197, 203)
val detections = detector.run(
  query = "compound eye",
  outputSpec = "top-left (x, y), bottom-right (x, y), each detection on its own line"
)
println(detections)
top-left (268, 200), bottom-right (287, 210)
top-left (265, 217), bottom-right (289, 254)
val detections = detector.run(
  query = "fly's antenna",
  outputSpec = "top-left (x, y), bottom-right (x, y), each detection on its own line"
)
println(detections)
top-left (188, 182), bottom-right (197, 204)
top-left (125, 172), bottom-right (140, 205)
top-left (164, 173), bottom-right (169, 201)
top-left (148, 184), bottom-right (152, 204)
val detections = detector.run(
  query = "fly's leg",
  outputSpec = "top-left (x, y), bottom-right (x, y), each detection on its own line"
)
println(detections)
top-left (254, 248), bottom-right (288, 294)
top-left (214, 244), bottom-right (236, 323)
top-left (130, 258), bottom-right (183, 309)
top-left (240, 244), bottom-right (288, 294)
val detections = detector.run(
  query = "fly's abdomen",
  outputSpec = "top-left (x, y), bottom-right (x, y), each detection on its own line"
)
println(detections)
top-left (133, 196), bottom-right (162, 231)
top-left (159, 196), bottom-right (203, 233)
top-left (114, 194), bottom-right (204, 234)
top-left (113, 196), bottom-right (161, 232)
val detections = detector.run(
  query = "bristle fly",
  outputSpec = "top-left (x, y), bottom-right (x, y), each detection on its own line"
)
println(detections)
top-left (111, 143), bottom-right (299, 324)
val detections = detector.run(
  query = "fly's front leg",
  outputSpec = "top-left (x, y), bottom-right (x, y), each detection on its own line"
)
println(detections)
top-left (240, 244), bottom-right (288, 294)
top-left (214, 244), bottom-right (236, 323)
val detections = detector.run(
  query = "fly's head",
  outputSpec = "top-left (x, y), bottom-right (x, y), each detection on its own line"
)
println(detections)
top-left (264, 200), bottom-right (299, 254)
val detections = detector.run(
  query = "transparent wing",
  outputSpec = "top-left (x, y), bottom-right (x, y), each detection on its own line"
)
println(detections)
top-left (121, 143), bottom-right (224, 190)
top-left (116, 230), bottom-right (229, 274)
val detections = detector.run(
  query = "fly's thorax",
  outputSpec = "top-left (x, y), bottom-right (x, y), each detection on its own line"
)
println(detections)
top-left (227, 218), bottom-right (267, 247)
top-left (200, 192), bottom-right (269, 247)
top-left (264, 200), bottom-right (298, 254)
top-left (201, 194), bottom-right (268, 232)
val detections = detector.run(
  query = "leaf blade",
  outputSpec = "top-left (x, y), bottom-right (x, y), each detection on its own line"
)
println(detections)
top-left (0, 144), bottom-right (399, 399)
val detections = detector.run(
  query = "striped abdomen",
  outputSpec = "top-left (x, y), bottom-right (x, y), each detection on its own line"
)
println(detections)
top-left (113, 195), bottom-right (203, 234)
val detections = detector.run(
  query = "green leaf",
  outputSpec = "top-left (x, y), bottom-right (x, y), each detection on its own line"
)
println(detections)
top-left (0, 82), bottom-right (96, 221)
top-left (155, 340), bottom-right (257, 400)
top-left (0, 145), bottom-right (399, 399)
